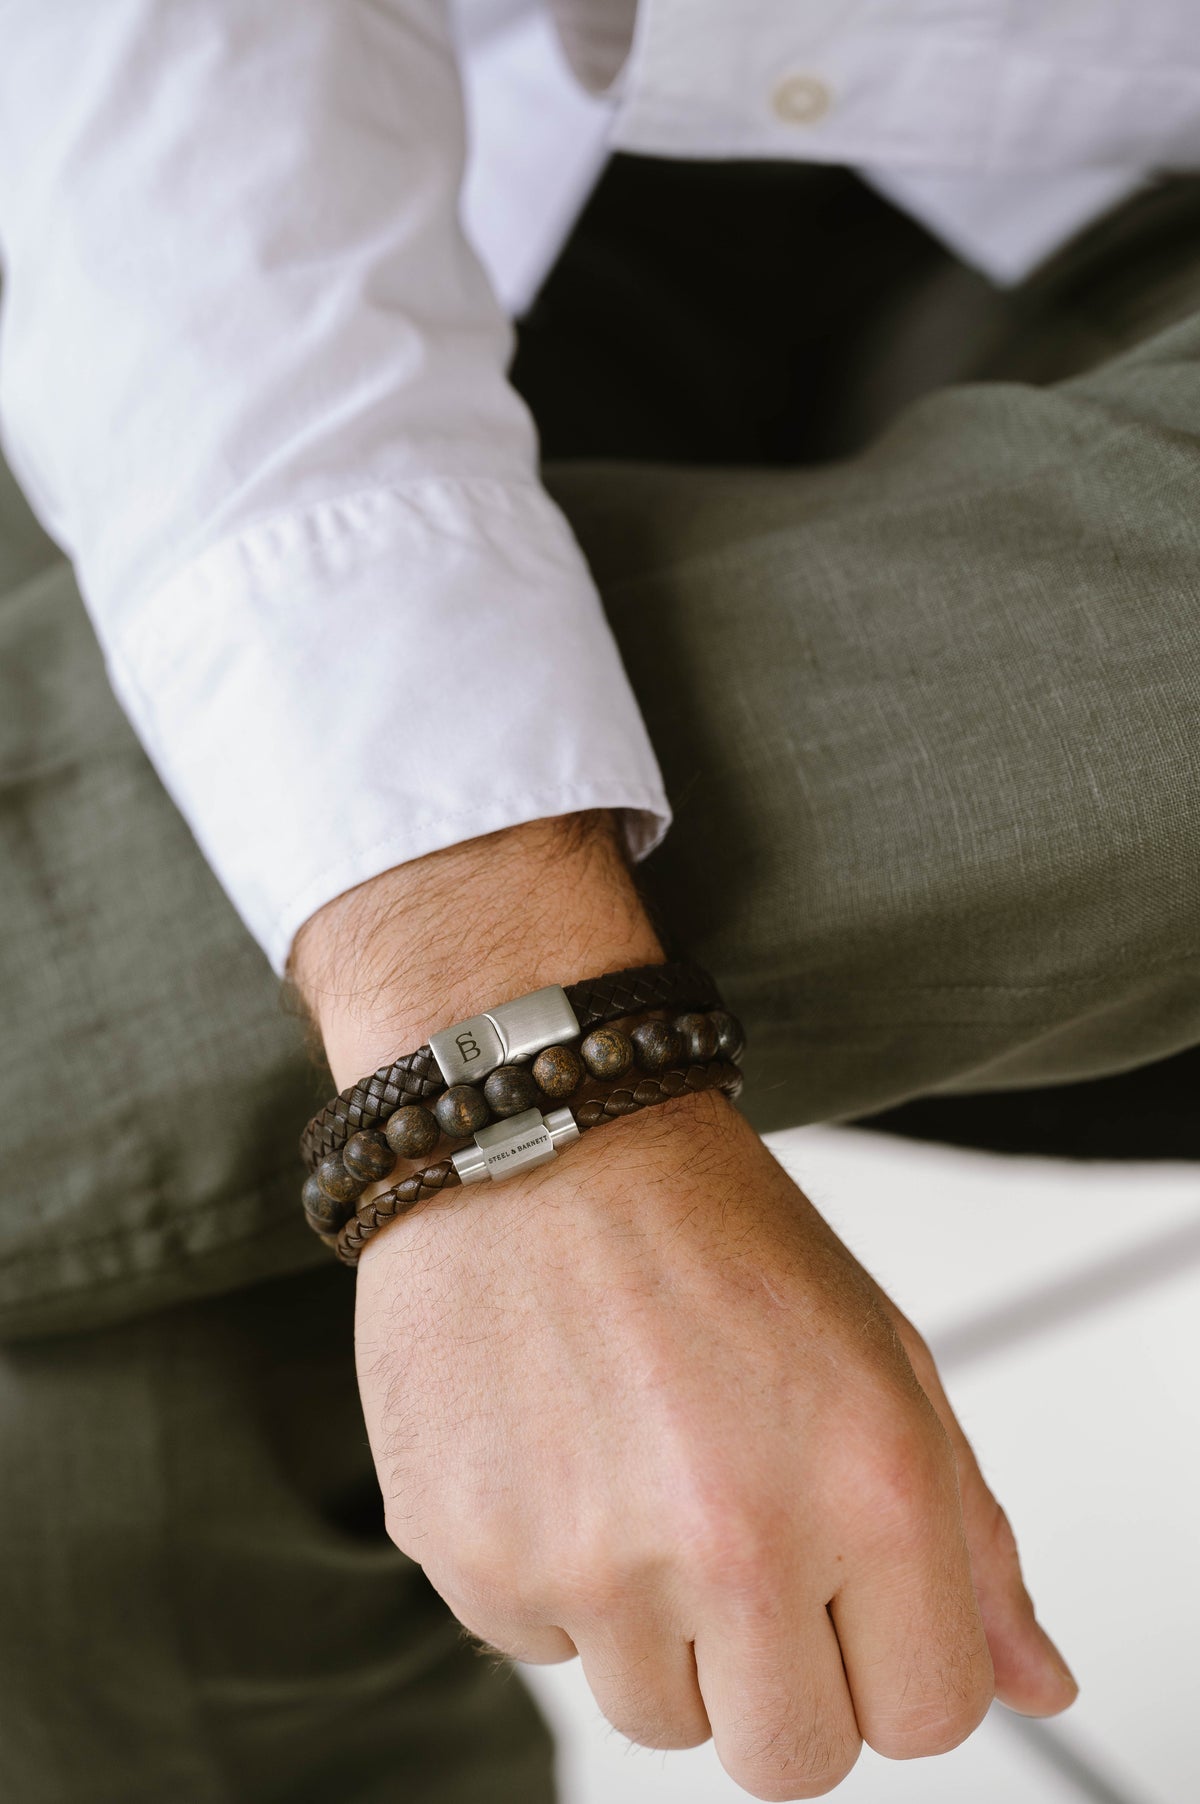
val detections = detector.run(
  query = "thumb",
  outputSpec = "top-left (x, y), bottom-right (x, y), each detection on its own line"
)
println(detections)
top-left (888, 1309), bottom-right (1080, 1717)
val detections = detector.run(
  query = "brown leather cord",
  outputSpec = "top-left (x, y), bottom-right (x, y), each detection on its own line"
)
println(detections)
top-left (325, 1156), bottom-right (462, 1267)
top-left (300, 959), bottom-right (721, 1173)
top-left (330, 1056), bottom-right (742, 1267)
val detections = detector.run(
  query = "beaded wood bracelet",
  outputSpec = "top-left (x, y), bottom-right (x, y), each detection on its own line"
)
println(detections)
top-left (322, 1055), bottom-right (744, 1267)
top-left (301, 1003), bottom-right (746, 1240)
top-left (300, 958), bottom-right (723, 1173)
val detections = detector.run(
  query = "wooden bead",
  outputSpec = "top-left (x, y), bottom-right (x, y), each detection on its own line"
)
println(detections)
top-left (385, 1103), bottom-right (440, 1160)
top-left (343, 1130), bottom-right (396, 1183)
top-left (579, 1025), bottom-right (635, 1081)
top-left (316, 1153), bottom-right (367, 1204)
top-left (302, 1172), bottom-right (348, 1232)
top-left (531, 1043), bottom-right (584, 1099)
top-left (709, 1009), bottom-right (745, 1060)
top-left (630, 1018), bottom-right (685, 1073)
top-left (673, 1011), bottom-right (719, 1062)
top-left (484, 1064), bottom-right (541, 1118)
top-left (434, 1083), bottom-right (491, 1141)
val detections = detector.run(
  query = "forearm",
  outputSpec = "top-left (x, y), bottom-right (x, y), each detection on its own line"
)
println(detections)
top-left (285, 809), bottom-right (667, 1090)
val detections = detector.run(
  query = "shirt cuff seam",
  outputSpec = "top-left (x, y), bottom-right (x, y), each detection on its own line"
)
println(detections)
top-left (128, 473), bottom-right (567, 616)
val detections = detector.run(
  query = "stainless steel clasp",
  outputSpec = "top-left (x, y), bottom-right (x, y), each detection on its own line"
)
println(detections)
top-left (428, 984), bottom-right (581, 1087)
top-left (452, 1106), bottom-right (581, 1185)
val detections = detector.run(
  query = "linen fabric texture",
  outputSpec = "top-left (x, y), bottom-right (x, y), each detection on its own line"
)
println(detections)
top-left (0, 1259), bottom-right (558, 1804)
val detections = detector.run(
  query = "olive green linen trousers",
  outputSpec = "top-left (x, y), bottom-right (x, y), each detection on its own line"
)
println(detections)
top-left (3, 168), bottom-right (1200, 1799)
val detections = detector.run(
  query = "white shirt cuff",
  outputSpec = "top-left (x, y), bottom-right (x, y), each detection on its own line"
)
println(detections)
top-left (95, 474), bottom-right (672, 978)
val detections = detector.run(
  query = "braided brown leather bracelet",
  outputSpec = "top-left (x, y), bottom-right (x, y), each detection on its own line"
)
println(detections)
top-left (329, 1057), bottom-right (743, 1267)
top-left (300, 959), bottom-right (721, 1173)
top-left (301, 1002), bottom-right (746, 1234)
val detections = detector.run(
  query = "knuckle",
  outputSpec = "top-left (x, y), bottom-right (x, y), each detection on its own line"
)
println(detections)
top-left (382, 1498), bottom-right (423, 1556)
top-left (850, 1417), bottom-right (956, 1540)
top-left (636, 1719), bottom-right (711, 1754)
top-left (680, 1505), bottom-right (779, 1601)
top-left (548, 1538), bottom-right (651, 1622)
top-left (886, 1306), bottom-right (936, 1380)
top-left (720, 1713), bottom-right (860, 1801)
top-left (741, 1760), bottom-right (859, 1802)
top-left (604, 1699), bottom-right (710, 1753)
top-left (582, 1634), bottom-right (712, 1753)
top-left (867, 1665), bottom-right (993, 1760)
top-left (981, 1492), bottom-right (1021, 1562)
top-left (870, 1696), bottom-right (990, 1760)
top-left (440, 1533), bottom-right (541, 1623)
top-left (562, 1567), bottom-right (627, 1623)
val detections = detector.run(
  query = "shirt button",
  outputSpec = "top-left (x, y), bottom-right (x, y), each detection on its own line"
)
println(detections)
top-left (770, 73), bottom-right (832, 126)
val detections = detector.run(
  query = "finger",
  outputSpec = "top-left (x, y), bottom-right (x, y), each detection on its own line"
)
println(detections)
top-left (450, 1609), bottom-right (577, 1666)
top-left (694, 1595), bottom-right (861, 1801)
top-left (446, 1605), bottom-right (577, 1666)
top-left (827, 1418), bottom-right (995, 1760)
top-left (570, 1609), bottom-right (711, 1750)
top-left (884, 1311), bottom-right (1080, 1716)
top-left (427, 1572), bottom-right (578, 1665)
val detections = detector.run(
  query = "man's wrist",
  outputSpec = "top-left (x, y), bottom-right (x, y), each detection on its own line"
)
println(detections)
top-left (285, 810), bottom-right (668, 1091)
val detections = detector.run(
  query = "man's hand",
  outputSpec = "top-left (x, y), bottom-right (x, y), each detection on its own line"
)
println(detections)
top-left (288, 811), bottom-right (1078, 1801)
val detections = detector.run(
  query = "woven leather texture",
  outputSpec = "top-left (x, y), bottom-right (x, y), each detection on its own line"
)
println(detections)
top-left (565, 959), bottom-right (718, 1031)
top-left (300, 959), bottom-right (720, 1173)
top-left (300, 1046), bottom-right (444, 1173)
top-left (335, 1157), bottom-right (462, 1266)
top-left (572, 1059), bottom-right (742, 1127)
top-left (331, 1055), bottom-right (741, 1267)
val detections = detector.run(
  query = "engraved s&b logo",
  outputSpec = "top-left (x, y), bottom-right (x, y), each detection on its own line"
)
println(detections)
top-left (455, 1030), bottom-right (481, 1063)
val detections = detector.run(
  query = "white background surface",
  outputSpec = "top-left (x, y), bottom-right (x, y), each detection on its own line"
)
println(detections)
top-left (521, 1124), bottom-right (1200, 1804)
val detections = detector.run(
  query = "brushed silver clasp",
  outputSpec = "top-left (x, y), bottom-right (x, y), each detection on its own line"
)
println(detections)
top-left (428, 984), bottom-right (581, 1087)
top-left (452, 1106), bottom-right (581, 1185)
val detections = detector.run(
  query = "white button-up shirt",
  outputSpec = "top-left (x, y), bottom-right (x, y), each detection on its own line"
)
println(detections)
top-left (0, 0), bottom-right (1191, 976)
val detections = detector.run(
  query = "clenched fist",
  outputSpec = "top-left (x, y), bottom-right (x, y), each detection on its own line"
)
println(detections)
top-left (352, 1083), bottom-right (1076, 1799)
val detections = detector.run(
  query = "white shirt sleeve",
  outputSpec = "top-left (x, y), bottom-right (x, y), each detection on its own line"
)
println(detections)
top-left (0, 0), bottom-right (671, 978)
